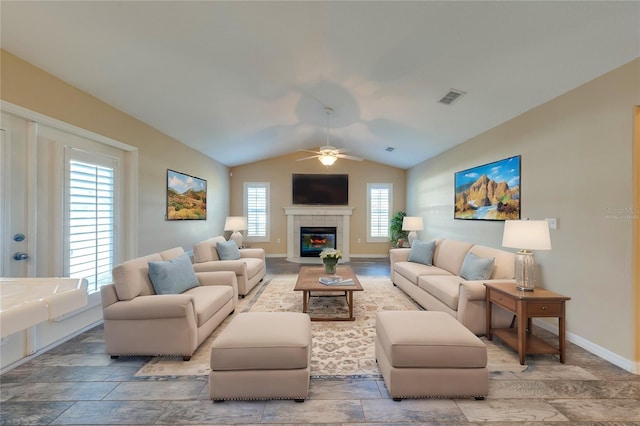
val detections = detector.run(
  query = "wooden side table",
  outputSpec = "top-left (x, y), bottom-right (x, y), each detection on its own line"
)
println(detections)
top-left (484, 282), bottom-right (570, 365)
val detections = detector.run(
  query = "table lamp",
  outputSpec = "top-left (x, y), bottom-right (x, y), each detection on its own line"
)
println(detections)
top-left (224, 216), bottom-right (247, 248)
top-left (402, 216), bottom-right (424, 247)
top-left (502, 219), bottom-right (552, 291)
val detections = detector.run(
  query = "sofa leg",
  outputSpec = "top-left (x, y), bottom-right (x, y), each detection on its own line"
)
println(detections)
top-left (392, 397), bottom-right (402, 402)
top-left (110, 355), bottom-right (119, 359)
top-left (228, 309), bottom-right (235, 316)
top-left (213, 399), bottom-right (225, 403)
top-left (474, 396), bottom-right (485, 400)
top-left (294, 398), bottom-right (305, 403)
top-left (182, 356), bottom-right (191, 361)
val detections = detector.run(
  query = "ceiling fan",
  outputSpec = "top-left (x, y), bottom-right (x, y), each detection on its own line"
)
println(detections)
top-left (297, 107), bottom-right (363, 166)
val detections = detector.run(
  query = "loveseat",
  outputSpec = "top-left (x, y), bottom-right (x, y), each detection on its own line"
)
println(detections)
top-left (101, 247), bottom-right (238, 360)
top-left (192, 236), bottom-right (266, 297)
top-left (390, 239), bottom-right (515, 335)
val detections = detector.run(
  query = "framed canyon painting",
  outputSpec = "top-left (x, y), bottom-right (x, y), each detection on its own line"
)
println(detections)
top-left (454, 155), bottom-right (520, 221)
top-left (166, 169), bottom-right (207, 220)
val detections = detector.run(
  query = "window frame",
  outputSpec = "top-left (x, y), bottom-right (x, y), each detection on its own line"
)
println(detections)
top-left (244, 182), bottom-right (270, 243)
top-left (367, 183), bottom-right (393, 243)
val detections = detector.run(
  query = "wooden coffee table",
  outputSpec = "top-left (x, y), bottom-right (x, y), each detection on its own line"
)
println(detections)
top-left (294, 265), bottom-right (363, 321)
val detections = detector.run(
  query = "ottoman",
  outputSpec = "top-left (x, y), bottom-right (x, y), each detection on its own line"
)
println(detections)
top-left (375, 311), bottom-right (488, 400)
top-left (209, 312), bottom-right (312, 401)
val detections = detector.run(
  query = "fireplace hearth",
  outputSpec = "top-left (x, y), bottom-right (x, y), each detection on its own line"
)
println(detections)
top-left (300, 227), bottom-right (337, 257)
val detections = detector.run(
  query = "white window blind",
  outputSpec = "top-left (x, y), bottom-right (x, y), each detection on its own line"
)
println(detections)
top-left (368, 183), bottom-right (392, 242)
top-left (65, 151), bottom-right (117, 293)
top-left (244, 182), bottom-right (269, 242)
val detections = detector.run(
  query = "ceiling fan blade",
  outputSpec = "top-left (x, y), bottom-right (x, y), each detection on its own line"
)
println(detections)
top-left (336, 154), bottom-right (364, 161)
top-left (296, 154), bottom-right (322, 161)
top-left (297, 149), bottom-right (321, 154)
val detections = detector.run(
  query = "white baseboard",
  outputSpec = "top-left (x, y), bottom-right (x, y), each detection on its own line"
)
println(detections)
top-left (534, 318), bottom-right (638, 375)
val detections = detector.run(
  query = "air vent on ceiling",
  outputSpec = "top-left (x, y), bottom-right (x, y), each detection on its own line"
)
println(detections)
top-left (385, 147), bottom-right (395, 152)
top-left (438, 89), bottom-right (466, 105)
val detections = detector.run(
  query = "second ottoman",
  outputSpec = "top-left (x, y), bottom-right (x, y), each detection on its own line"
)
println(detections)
top-left (209, 312), bottom-right (312, 401)
top-left (376, 311), bottom-right (488, 400)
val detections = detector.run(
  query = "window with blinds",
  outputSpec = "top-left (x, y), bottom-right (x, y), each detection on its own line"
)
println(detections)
top-left (65, 152), bottom-right (118, 293)
top-left (367, 183), bottom-right (392, 242)
top-left (244, 182), bottom-right (269, 242)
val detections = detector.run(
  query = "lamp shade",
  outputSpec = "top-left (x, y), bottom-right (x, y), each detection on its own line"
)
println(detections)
top-left (502, 220), bottom-right (551, 251)
top-left (224, 216), bottom-right (247, 231)
top-left (402, 216), bottom-right (424, 231)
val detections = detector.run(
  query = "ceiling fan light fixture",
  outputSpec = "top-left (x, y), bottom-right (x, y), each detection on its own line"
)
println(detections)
top-left (319, 154), bottom-right (337, 166)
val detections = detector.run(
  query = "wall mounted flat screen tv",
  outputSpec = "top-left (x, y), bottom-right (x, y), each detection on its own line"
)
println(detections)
top-left (292, 174), bottom-right (349, 205)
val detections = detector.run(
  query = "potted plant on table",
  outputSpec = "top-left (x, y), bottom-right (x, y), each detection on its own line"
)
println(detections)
top-left (319, 248), bottom-right (342, 274)
top-left (390, 211), bottom-right (408, 247)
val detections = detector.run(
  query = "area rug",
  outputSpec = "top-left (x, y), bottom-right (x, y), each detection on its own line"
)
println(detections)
top-left (135, 274), bottom-right (526, 378)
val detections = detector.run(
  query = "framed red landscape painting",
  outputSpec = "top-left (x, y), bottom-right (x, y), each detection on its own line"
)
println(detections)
top-left (454, 155), bottom-right (520, 221)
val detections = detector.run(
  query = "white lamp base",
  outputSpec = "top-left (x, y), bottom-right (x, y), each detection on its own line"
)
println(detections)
top-left (407, 231), bottom-right (418, 247)
top-left (515, 250), bottom-right (536, 291)
top-left (230, 231), bottom-right (243, 248)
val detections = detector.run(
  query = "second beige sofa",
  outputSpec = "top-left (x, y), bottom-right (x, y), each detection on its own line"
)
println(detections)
top-left (192, 236), bottom-right (266, 297)
top-left (390, 239), bottom-right (515, 335)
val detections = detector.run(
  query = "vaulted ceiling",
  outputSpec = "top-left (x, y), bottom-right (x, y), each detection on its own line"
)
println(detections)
top-left (2, 1), bottom-right (638, 169)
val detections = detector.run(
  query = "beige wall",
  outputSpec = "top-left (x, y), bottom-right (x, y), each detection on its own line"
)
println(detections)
top-left (1, 50), bottom-right (230, 256)
top-left (635, 106), bottom-right (640, 365)
top-left (407, 59), bottom-right (639, 367)
top-left (229, 152), bottom-right (406, 256)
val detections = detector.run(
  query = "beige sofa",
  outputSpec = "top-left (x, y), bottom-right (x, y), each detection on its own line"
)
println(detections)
top-left (101, 247), bottom-right (238, 360)
top-left (390, 239), bottom-right (515, 335)
top-left (192, 236), bottom-right (266, 297)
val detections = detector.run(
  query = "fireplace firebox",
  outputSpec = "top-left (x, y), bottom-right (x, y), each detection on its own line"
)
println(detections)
top-left (300, 227), bottom-right (337, 257)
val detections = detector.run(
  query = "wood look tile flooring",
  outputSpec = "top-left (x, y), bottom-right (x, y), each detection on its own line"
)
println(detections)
top-left (1, 257), bottom-right (639, 425)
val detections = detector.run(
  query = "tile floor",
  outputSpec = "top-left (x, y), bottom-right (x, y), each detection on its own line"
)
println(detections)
top-left (1, 258), bottom-right (639, 425)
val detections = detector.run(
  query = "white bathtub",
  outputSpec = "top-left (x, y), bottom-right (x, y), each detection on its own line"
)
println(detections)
top-left (0, 277), bottom-right (88, 338)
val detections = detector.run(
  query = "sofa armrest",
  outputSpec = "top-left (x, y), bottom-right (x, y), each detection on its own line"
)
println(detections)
top-left (103, 294), bottom-right (196, 320)
top-left (389, 248), bottom-right (410, 264)
top-left (100, 283), bottom-right (119, 309)
top-left (240, 248), bottom-right (266, 261)
top-left (460, 279), bottom-right (517, 301)
top-left (196, 271), bottom-right (239, 303)
top-left (192, 260), bottom-right (246, 275)
top-left (459, 280), bottom-right (488, 301)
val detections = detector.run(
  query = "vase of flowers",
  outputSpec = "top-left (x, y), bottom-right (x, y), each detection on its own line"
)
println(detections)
top-left (319, 248), bottom-right (342, 274)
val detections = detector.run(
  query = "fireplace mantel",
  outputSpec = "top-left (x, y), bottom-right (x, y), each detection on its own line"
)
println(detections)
top-left (284, 206), bottom-right (354, 262)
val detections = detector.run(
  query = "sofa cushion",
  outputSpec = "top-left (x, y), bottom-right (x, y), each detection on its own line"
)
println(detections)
top-left (433, 239), bottom-right (475, 275)
top-left (148, 253), bottom-right (200, 295)
top-left (193, 236), bottom-right (227, 263)
top-left (459, 252), bottom-right (495, 281)
top-left (113, 253), bottom-right (163, 300)
top-left (469, 245), bottom-right (516, 279)
top-left (418, 275), bottom-right (462, 310)
top-left (394, 261), bottom-right (452, 284)
top-left (408, 240), bottom-right (436, 265)
top-left (216, 240), bottom-right (241, 260)
top-left (185, 285), bottom-right (233, 327)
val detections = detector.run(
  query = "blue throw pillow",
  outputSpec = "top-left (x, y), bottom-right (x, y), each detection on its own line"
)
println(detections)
top-left (216, 240), bottom-right (241, 260)
top-left (407, 240), bottom-right (436, 266)
top-left (148, 253), bottom-right (199, 295)
top-left (459, 252), bottom-right (495, 281)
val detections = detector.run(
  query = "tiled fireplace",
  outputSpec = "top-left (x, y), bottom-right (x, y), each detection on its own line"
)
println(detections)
top-left (284, 206), bottom-right (353, 263)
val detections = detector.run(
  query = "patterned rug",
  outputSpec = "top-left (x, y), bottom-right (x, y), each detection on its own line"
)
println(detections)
top-left (135, 274), bottom-right (526, 378)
